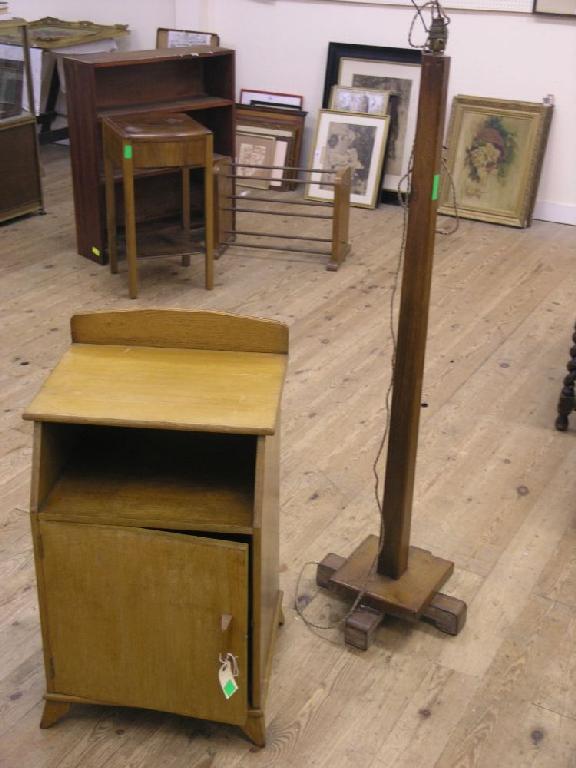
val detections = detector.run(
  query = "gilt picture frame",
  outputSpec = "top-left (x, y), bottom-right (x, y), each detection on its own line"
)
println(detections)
top-left (306, 109), bottom-right (390, 209)
top-left (438, 95), bottom-right (553, 228)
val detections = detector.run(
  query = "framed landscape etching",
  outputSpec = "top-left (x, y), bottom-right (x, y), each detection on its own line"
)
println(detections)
top-left (306, 110), bottom-right (390, 208)
top-left (322, 43), bottom-right (421, 196)
top-left (438, 95), bottom-right (553, 228)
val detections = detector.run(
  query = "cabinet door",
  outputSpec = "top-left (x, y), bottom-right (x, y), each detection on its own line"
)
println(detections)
top-left (39, 521), bottom-right (248, 725)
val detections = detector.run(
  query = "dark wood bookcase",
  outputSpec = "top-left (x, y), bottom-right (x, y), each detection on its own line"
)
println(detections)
top-left (63, 47), bottom-right (235, 263)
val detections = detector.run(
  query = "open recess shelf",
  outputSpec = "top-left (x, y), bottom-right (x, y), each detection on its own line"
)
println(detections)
top-left (39, 425), bottom-right (256, 534)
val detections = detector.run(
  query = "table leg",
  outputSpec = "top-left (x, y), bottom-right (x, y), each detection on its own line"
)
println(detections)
top-left (122, 149), bottom-right (138, 299)
top-left (204, 136), bottom-right (214, 290)
top-left (104, 156), bottom-right (118, 274)
top-left (181, 167), bottom-right (191, 267)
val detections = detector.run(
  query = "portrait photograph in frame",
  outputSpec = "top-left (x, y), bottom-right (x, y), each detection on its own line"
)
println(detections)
top-left (306, 110), bottom-right (390, 208)
top-left (438, 95), bottom-right (553, 227)
top-left (533, 0), bottom-right (576, 14)
top-left (322, 43), bottom-right (421, 198)
top-left (329, 85), bottom-right (392, 116)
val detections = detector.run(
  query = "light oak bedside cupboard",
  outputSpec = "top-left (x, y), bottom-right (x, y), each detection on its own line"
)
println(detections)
top-left (23, 309), bottom-right (289, 747)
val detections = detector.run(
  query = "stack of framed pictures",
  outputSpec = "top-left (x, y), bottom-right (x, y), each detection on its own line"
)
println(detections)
top-left (307, 42), bottom-right (422, 207)
top-left (235, 102), bottom-right (307, 190)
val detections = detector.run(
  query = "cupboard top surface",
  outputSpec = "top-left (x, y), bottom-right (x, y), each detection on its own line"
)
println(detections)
top-left (65, 46), bottom-right (234, 67)
top-left (24, 343), bottom-right (287, 434)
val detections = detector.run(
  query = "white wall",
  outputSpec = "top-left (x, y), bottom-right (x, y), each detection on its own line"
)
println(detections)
top-left (11, 0), bottom-right (176, 50)
top-left (175, 0), bottom-right (576, 224)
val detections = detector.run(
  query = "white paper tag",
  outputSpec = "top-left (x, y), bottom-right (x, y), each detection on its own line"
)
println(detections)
top-left (219, 654), bottom-right (239, 700)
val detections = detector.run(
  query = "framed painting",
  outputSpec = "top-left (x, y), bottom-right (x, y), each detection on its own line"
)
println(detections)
top-left (329, 85), bottom-right (392, 116)
top-left (306, 110), bottom-right (390, 209)
top-left (323, 43), bottom-right (421, 196)
top-left (438, 95), bottom-right (553, 228)
top-left (236, 133), bottom-right (276, 189)
top-left (533, 0), bottom-right (576, 14)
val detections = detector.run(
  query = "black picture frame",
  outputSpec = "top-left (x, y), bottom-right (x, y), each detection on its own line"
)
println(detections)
top-left (533, 0), bottom-right (576, 15)
top-left (322, 43), bottom-right (422, 203)
top-left (322, 43), bottom-right (422, 108)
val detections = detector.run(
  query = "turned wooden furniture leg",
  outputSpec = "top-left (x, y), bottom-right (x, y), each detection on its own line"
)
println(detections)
top-left (241, 709), bottom-right (266, 747)
top-left (555, 321), bottom-right (576, 431)
top-left (278, 601), bottom-right (285, 626)
top-left (40, 700), bottom-right (70, 729)
top-left (122, 148), bottom-right (138, 300)
top-left (204, 134), bottom-right (214, 290)
top-left (104, 156), bottom-right (118, 274)
top-left (181, 167), bottom-right (191, 267)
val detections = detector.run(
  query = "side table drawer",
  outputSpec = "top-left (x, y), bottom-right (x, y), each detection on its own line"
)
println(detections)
top-left (38, 521), bottom-right (249, 725)
top-left (133, 139), bottom-right (207, 169)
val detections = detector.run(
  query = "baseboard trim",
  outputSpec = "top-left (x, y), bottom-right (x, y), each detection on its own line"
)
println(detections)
top-left (533, 200), bottom-right (576, 226)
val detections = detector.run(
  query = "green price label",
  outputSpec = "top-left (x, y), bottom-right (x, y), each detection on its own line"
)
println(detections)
top-left (432, 174), bottom-right (440, 201)
top-left (124, 145), bottom-right (133, 160)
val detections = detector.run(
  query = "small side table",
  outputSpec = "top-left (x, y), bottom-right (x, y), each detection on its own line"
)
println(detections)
top-left (102, 113), bottom-right (214, 298)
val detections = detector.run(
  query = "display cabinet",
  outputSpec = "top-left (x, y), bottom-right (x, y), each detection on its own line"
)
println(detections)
top-left (63, 47), bottom-right (235, 263)
top-left (24, 309), bottom-right (288, 746)
top-left (0, 18), bottom-right (44, 223)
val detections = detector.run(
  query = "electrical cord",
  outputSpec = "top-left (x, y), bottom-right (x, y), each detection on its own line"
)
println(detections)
top-left (294, 0), bottom-right (459, 640)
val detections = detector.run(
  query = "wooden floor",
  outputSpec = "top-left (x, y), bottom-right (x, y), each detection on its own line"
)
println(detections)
top-left (1, 144), bottom-right (576, 767)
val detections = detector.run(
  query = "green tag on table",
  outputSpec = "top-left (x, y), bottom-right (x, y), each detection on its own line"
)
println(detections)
top-left (223, 678), bottom-right (238, 699)
top-left (432, 174), bottom-right (440, 201)
top-left (219, 653), bottom-right (239, 699)
top-left (124, 144), bottom-right (133, 160)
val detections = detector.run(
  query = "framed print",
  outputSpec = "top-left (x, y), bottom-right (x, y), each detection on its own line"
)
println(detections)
top-left (236, 132), bottom-right (276, 189)
top-left (156, 28), bottom-right (220, 48)
top-left (533, 0), bottom-right (576, 14)
top-left (438, 95), bottom-right (553, 228)
top-left (329, 85), bottom-right (392, 116)
top-left (240, 89), bottom-right (303, 108)
top-left (339, 57), bottom-right (421, 195)
top-left (235, 104), bottom-right (307, 188)
top-left (322, 43), bottom-right (421, 197)
top-left (236, 123), bottom-right (294, 188)
top-left (306, 110), bottom-right (390, 209)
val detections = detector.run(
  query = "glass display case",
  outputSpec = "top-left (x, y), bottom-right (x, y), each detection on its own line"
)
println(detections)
top-left (0, 18), bottom-right (44, 222)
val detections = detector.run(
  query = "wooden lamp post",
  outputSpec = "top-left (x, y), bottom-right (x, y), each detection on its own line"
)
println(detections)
top-left (316, 50), bottom-right (467, 650)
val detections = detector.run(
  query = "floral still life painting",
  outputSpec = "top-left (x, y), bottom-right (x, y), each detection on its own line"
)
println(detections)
top-left (438, 96), bottom-right (553, 228)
